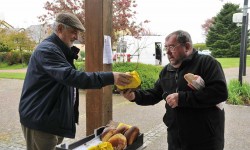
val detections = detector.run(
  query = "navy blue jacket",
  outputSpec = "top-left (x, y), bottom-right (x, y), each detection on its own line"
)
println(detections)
top-left (133, 50), bottom-right (228, 150)
top-left (19, 33), bottom-right (114, 138)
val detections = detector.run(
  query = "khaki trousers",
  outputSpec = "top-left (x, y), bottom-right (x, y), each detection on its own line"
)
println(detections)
top-left (21, 125), bottom-right (64, 150)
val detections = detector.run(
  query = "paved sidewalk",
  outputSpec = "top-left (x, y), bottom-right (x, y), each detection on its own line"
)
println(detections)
top-left (0, 67), bottom-right (250, 150)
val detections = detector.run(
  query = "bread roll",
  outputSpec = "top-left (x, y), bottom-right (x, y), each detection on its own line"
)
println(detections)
top-left (101, 128), bottom-right (116, 142)
top-left (117, 122), bottom-right (132, 129)
top-left (124, 126), bottom-right (140, 145)
top-left (184, 73), bottom-right (196, 84)
top-left (108, 133), bottom-right (127, 150)
top-left (114, 125), bottom-right (129, 135)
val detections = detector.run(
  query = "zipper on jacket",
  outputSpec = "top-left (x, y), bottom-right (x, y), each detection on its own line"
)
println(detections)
top-left (175, 70), bottom-right (179, 92)
top-left (175, 69), bottom-right (182, 149)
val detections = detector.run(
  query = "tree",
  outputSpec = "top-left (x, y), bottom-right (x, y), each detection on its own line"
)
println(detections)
top-left (205, 3), bottom-right (242, 57)
top-left (0, 29), bottom-right (10, 52)
top-left (38, 0), bottom-right (149, 44)
top-left (0, 42), bottom-right (10, 52)
top-left (1, 30), bottom-right (36, 65)
top-left (201, 18), bottom-right (214, 36)
top-left (7, 30), bottom-right (36, 51)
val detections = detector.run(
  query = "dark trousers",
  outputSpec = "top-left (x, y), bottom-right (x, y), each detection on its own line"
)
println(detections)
top-left (168, 130), bottom-right (182, 150)
top-left (21, 124), bottom-right (64, 150)
top-left (167, 131), bottom-right (223, 150)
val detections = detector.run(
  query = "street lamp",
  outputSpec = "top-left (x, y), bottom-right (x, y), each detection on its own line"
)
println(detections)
top-left (234, 0), bottom-right (249, 85)
top-left (233, 13), bottom-right (243, 26)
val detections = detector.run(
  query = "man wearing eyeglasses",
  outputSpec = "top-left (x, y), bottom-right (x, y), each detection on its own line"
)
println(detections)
top-left (121, 30), bottom-right (228, 150)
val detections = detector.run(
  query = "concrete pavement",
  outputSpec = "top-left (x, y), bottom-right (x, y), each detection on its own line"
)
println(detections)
top-left (0, 67), bottom-right (250, 150)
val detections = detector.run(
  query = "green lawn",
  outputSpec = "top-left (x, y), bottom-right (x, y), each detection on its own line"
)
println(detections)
top-left (216, 56), bottom-right (250, 68)
top-left (0, 63), bottom-right (27, 70)
top-left (0, 72), bottom-right (26, 79)
top-left (0, 56), bottom-right (249, 80)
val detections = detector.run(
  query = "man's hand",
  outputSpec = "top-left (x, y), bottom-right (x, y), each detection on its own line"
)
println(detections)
top-left (120, 89), bottom-right (135, 102)
top-left (165, 93), bottom-right (178, 108)
top-left (113, 72), bottom-right (132, 86)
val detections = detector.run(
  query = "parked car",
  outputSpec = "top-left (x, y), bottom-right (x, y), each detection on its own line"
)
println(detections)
top-left (198, 50), bottom-right (211, 55)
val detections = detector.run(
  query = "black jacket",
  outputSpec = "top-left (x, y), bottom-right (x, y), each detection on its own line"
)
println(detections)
top-left (19, 33), bottom-right (114, 138)
top-left (133, 50), bottom-right (228, 149)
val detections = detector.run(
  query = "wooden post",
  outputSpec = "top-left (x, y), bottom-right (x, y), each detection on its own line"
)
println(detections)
top-left (102, 0), bottom-right (113, 126)
top-left (85, 0), bottom-right (113, 135)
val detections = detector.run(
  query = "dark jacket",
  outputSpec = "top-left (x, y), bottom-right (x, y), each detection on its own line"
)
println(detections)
top-left (19, 33), bottom-right (114, 138)
top-left (133, 50), bottom-right (228, 150)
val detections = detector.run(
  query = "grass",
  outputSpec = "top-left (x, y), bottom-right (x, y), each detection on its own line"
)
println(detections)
top-left (0, 72), bottom-right (26, 79)
top-left (216, 56), bottom-right (250, 68)
top-left (0, 63), bottom-right (27, 70)
top-left (227, 79), bottom-right (250, 105)
top-left (0, 56), bottom-right (249, 80)
top-left (0, 63), bottom-right (27, 79)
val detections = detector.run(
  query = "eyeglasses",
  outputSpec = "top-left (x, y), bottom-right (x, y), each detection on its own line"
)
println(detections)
top-left (164, 44), bottom-right (181, 52)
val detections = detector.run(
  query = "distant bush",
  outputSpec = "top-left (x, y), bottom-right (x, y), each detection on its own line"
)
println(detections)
top-left (193, 43), bottom-right (207, 51)
top-left (80, 51), bottom-right (85, 59)
top-left (22, 51), bottom-right (32, 64)
top-left (5, 51), bottom-right (21, 65)
top-left (227, 79), bottom-right (250, 105)
top-left (1, 50), bottom-right (32, 65)
top-left (0, 52), bottom-right (7, 62)
top-left (75, 61), bottom-right (85, 71)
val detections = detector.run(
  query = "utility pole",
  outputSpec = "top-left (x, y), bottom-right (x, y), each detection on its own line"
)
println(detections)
top-left (239, 0), bottom-right (248, 85)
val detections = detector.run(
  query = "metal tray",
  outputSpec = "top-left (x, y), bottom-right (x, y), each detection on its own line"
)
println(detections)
top-left (56, 126), bottom-right (144, 150)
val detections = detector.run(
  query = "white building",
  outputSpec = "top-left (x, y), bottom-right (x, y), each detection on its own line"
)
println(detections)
top-left (114, 35), bottom-right (169, 66)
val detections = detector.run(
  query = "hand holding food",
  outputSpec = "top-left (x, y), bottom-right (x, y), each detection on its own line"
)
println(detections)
top-left (120, 89), bottom-right (136, 102)
top-left (184, 73), bottom-right (205, 90)
top-left (184, 73), bottom-right (224, 110)
top-left (116, 71), bottom-right (141, 91)
top-left (113, 72), bottom-right (132, 87)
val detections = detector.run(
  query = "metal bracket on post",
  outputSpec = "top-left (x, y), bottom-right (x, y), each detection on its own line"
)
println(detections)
top-left (243, 5), bottom-right (248, 16)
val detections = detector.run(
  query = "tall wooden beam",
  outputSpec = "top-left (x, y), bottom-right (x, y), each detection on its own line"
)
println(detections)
top-left (102, 0), bottom-right (113, 126)
top-left (85, 0), bottom-right (113, 135)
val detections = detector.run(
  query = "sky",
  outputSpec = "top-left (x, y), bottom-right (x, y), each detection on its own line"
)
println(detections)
top-left (0, 0), bottom-right (244, 43)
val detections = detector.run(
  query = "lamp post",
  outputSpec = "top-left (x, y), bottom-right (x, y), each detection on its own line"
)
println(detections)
top-left (238, 0), bottom-right (249, 85)
top-left (243, 13), bottom-right (248, 76)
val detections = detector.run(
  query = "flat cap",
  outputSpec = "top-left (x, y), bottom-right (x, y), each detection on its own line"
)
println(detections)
top-left (56, 12), bottom-right (85, 31)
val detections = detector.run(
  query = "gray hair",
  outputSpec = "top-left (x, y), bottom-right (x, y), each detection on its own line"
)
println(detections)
top-left (52, 21), bottom-right (71, 33)
top-left (166, 30), bottom-right (193, 45)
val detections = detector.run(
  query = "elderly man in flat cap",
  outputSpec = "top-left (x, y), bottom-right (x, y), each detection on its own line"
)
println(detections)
top-left (19, 12), bottom-right (132, 150)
